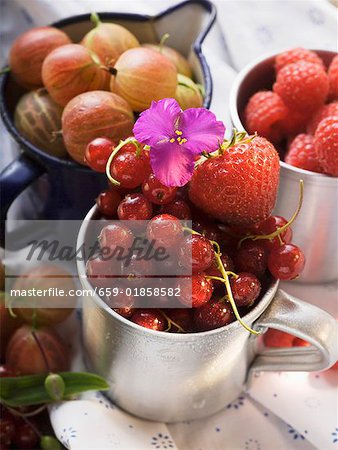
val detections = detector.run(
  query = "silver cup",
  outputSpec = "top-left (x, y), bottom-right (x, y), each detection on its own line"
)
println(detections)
top-left (229, 50), bottom-right (338, 283)
top-left (77, 206), bottom-right (338, 422)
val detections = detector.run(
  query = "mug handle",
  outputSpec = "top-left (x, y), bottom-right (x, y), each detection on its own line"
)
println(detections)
top-left (0, 153), bottom-right (45, 245)
top-left (249, 289), bottom-right (338, 373)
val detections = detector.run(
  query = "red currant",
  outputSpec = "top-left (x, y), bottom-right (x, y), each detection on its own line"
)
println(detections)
top-left (110, 147), bottom-right (151, 188)
top-left (131, 309), bottom-right (167, 331)
top-left (0, 365), bottom-right (19, 377)
top-left (146, 214), bottom-right (183, 248)
top-left (117, 193), bottom-right (153, 220)
top-left (96, 190), bottom-right (121, 217)
top-left (268, 244), bottom-right (305, 280)
top-left (234, 241), bottom-right (268, 278)
top-left (86, 254), bottom-right (118, 289)
top-left (178, 274), bottom-right (213, 308)
top-left (142, 173), bottom-right (177, 205)
top-left (99, 223), bottom-right (134, 253)
top-left (179, 234), bottom-right (214, 273)
top-left (107, 292), bottom-right (135, 317)
top-left (194, 298), bottom-right (234, 331)
top-left (121, 253), bottom-right (153, 285)
top-left (159, 199), bottom-right (192, 220)
top-left (84, 137), bottom-right (114, 172)
top-left (192, 218), bottom-right (223, 242)
top-left (230, 272), bottom-right (261, 307)
top-left (0, 416), bottom-right (16, 447)
top-left (206, 253), bottom-right (234, 289)
top-left (13, 422), bottom-right (39, 449)
top-left (254, 215), bottom-right (293, 250)
top-left (165, 308), bottom-right (194, 332)
top-left (263, 329), bottom-right (294, 347)
top-left (292, 337), bottom-right (310, 347)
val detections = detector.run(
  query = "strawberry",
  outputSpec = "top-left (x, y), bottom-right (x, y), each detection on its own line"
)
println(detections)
top-left (306, 102), bottom-right (338, 135)
top-left (273, 61), bottom-right (329, 113)
top-left (313, 116), bottom-right (338, 176)
top-left (285, 133), bottom-right (323, 173)
top-left (328, 55), bottom-right (338, 101)
top-left (263, 329), bottom-right (294, 348)
top-left (244, 91), bottom-right (287, 143)
top-left (188, 136), bottom-right (280, 226)
top-left (275, 47), bottom-right (325, 73)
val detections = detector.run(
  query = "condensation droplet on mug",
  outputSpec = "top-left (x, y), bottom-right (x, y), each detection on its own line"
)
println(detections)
top-left (193, 398), bottom-right (206, 409)
top-left (105, 332), bottom-right (111, 341)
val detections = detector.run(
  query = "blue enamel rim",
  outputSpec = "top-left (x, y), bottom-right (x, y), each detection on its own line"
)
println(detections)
top-left (0, 0), bottom-right (216, 170)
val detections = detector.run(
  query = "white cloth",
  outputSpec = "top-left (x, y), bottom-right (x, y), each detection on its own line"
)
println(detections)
top-left (2, 0), bottom-right (337, 449)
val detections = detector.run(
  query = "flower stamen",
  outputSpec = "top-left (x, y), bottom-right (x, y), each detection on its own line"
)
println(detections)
top-left (170, 129), bottom-right (188, 146)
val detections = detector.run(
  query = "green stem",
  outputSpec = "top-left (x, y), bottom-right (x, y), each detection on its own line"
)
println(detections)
top-left (0, 66), bottom-right (10, 75)
top-left (159, 33), bottom-right (170, 51)
top-left (214, 252), bottom-right (259, 335)
top-left (238, 180), bottom-right (304, 247)
top-left (105, 137), bottom-right (139, 186)
top-left (183, 226), bottom-right (259, 335)
top-left (161, 311), bottom-right (185, 333)
top-left (90, 12), bottom-right (101, 27)
top-left (6, 404), bottom-right (46, 418)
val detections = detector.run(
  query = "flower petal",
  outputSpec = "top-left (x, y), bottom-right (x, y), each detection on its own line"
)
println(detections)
top-left (179, 108), bottom-right (225, 154)
top-left (150, 142), bottom-right (195, 187)
top-left (133, 98), bottom-right (182, 146)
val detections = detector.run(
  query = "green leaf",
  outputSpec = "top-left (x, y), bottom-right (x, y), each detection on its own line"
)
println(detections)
top-left (0, 372), bottom-right (109, 407)
top-left (40, 436), bottom-right (62, 450)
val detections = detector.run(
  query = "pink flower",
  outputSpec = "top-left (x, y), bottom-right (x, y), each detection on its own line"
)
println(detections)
top-left (133, 98), bottom-right (225, 187)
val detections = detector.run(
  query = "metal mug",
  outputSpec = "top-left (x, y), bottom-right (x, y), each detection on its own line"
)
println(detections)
top-left (77, 206), bottom-right (338, 422)
top-left (229, 49), bottom-right (338, 283)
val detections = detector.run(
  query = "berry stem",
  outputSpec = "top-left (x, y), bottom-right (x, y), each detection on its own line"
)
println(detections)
top-left (5, 405), bottom-right (42, 438)
top-left (161, 311), bottom-right (185, 333)
top-left (213, 252), bottom-right (260, 335)
top-left (106, 137), bottom-right (141, 186)
top-left (183, 226), bottom-right (259, 335)
top-left (90, 12), bottom-right (101, 27)
top-left (239, 179), bottom-right (304, 247)
top-left (159, 33), bottom-right (170, 52)
top-left (6, 404), bottom-right (46, 418)
top-left (0, 66), bottom-right (10, 75)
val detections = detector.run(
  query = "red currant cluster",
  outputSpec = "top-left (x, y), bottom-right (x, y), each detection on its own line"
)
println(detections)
top-left (85, 137), bottom-right (305, 334)
top-left (0, 367), bottom-right (40, 450)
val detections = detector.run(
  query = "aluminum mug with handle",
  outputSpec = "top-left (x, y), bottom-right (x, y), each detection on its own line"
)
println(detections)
top-left (77, 206), bottom-right (338, 423)
top-left (229, 49), bottom-right (338, 283)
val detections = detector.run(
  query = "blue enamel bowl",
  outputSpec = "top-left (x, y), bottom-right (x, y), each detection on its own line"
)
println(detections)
top-left (0, 0), bottom-right (216, 230)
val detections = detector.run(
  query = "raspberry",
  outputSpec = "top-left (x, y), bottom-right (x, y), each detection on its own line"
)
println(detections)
top-left (306, 102), bottom-right (338, 135)
top-left (328, 55), bottom-right (338, 100)
top-left (273, 61), bottom-right (329, 113)
top-left (313, 116), bottom-right (338, 176)
top-left (285, 134), bottom-right (323, 173)
top-left (279, 108), bottom-right (309, 137)
top-left (244, 91), bottom-right (287, 142)
top-left (275, 48), bottom-right (325, 73)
